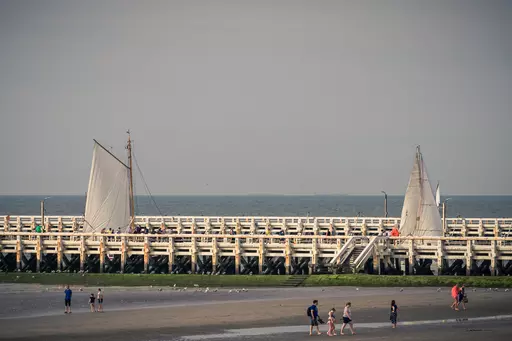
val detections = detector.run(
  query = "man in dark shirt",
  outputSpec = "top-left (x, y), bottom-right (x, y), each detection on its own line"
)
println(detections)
top-left (64, 285), bottom-right (72, 314)
top-left (308, 299), bottom-right (322, 335)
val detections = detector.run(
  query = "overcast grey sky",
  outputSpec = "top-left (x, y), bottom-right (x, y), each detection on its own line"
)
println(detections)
top-left (0, 0), bottom-right (511, 195)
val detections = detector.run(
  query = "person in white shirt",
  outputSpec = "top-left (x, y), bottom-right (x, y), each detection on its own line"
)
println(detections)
top-left (340, 302), bottom-right (356, 335)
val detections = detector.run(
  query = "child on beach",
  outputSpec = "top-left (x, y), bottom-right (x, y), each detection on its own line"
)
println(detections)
top-left (340, 302), bottom-right (356, 335)
top-left (390, 300), bottom-right (398, 328)
top-left (89, 293), bottom-right (96, 312)
top-left (327, 308), bottom-right (336, 336)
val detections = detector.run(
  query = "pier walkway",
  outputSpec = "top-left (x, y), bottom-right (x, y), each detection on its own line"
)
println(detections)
top-left (1, 215), bottom-right (511, 276)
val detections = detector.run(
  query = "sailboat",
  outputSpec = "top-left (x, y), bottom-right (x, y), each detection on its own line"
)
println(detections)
top-left (399, 146), bottom-right (443, 237)
top-left (435, 181), bottom-right (441, 208)
top-left (83, 132), bottom-right (136, 233)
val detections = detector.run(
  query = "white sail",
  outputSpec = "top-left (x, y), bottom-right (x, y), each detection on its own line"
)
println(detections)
top-left (435, 182), bottom-right (441, 207)
top-left (399, 146), bottom-right (443, 237)
top-left (84, 141), bottom-right (131, 233)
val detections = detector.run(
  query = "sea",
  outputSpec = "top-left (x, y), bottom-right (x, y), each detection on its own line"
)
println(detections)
top-left (0, 195), bottom-right (511, 218)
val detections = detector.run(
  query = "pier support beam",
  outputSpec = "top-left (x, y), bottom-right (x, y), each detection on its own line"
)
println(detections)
top-left (190, 237), bottom-right (197, 274)
top-left (57, 236), bottom-right (63, 272)
top-left (80, 236), bottom-right (86, 272)
top-left (120, 236), bottom-right (126, 273)
top-left (258, 238), bottom-right (265, 274)
top-left (285, 239), bottom-right (291, 275)
top-left (466, 240), bottom-right (472, 276)
top-left (491, 240), bottom-right (497, 276)
top-left (16, 235), bottom-right (22, 271)
top-left (408, 241), bottom-right (414, 275)
top-left (99, 236), bottom-right (105, 273)
top-left (234, 238), bottom-right (241, 275)
top-left (211, 238), bottom-right (218, 274)
top-left (168, 238), bottom-right (175, 273)
top-left (144, 236), bottom-right (150, 274)
top-left (36, 235), bottom-right (41, 272)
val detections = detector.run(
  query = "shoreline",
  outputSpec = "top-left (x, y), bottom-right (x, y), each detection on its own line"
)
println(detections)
top-left (2, 273), bottom-right (512, 288)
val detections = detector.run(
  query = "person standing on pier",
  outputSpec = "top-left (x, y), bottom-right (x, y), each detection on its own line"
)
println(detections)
top-left (390, 300), bottom-right (398, 328)
top-left (64, 285), bottom-right (72, 314)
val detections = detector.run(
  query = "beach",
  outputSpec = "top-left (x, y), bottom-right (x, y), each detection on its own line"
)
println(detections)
top-left (0, 285), bottom-right (511, 341)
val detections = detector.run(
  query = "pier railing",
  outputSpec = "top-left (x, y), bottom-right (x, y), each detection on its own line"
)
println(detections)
top-left (1, 215), bottom-right (512, 237)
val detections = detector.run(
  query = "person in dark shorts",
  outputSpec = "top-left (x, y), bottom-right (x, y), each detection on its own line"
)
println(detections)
top-left (64, 285), bottom-right (72, 314)
top-left (341, 302), bottom-right (356, 335)
top-left (458, 284), bottom-right (467, 310)
top-left (307, 299), bottom-right (322, 336)
top-left (97, 288), bottom-right (104, 312)
top-left (89, 293), bottom-right (96, 312)
top-left (390, 300), bottom-right (398, 328)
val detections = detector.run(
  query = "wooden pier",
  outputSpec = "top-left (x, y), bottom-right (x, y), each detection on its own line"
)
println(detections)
top-left (1, 215), bottom-right (511, 276)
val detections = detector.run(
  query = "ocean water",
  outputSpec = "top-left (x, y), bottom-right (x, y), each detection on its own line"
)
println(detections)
top-left (0, 195), bottom-right (511, 218)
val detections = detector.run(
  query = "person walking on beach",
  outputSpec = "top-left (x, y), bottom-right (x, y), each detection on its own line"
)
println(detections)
top-left (307, 300), bottom-right (322, 336)
top-left (340, 302), bottom-right (356, 335)
top-left (64, 285), bottom-right (72, 314)
top-left (390, 300), bottom-right (398, 328)
top-left (89, 293), bottom-right (96, 312)
top-left (450, 284), bottom-right (460, 311)
top-left (327, 307), bottom-right (337, 336)
top-left (97, 288), bottom-right (104, 312)
top-left (458, 284), bottom-right (467, 310)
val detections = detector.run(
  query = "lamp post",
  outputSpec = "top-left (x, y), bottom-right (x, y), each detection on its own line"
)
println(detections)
top-left (442, 198), bottom-right (452, 235)
top-left (381, 191), bottom-right (388, 218)
top-left (40, 197), bottom-right (51, 231)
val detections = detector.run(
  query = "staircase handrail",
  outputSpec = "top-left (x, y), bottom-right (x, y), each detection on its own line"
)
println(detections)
top-left (329, 236), bottom-right (355, 265)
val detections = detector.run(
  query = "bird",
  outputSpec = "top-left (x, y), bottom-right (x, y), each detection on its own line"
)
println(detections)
top-left (400, 288), bottom-right (404, 292)
top-left (228, 289), bottom-right (233, 293)
top-left (472, 288), bottom-right (477, 292)
top-left (437, 288), bottom-right (442, 292)
top-left (505, 289), bottom-right (510, 292)
top-left (356, 288), bottom-right (359, 291)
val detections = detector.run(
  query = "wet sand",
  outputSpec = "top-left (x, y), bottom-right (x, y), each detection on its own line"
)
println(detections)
top-left (0, 285), bottom-right (511, 340)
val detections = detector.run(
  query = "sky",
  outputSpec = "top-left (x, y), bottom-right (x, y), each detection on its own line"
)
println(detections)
top-left (0, 0), bottom-right (511, 196)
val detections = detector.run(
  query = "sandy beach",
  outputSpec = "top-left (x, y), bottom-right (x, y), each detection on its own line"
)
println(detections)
top-left (0, 285), bottom-right (511, 341)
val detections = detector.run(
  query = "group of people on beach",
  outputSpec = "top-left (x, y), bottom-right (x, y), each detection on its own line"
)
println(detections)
top-left (450, 283), bottom-right (468, 311)
top-left (63, 285), bottom-right (104, 314)
top-left (306, 299), bottom-right (399, 336)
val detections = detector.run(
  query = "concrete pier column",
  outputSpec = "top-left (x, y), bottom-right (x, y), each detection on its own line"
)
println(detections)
top-left (310, 238), bottom-right (318, 274)
top-left (58, 217), bottom-right (63, 232)
top-left (490, 240), bottom-right (497, 276)
top-left (57, 236), bottom-right (62, 272)
top-left (120, 236), bottom-right (126, 273)
top-left (168, 238), bottom-right (175, 273)
top-left (234, 238), bottom-right (241, 274)
top-left (437, 240), bottom-right (443, 276)
top-left (466, 240), bottom-right (472, 276)
top-left (258, 238), bottom-right (265, 274)
top-left (99, 236), bottom-right (105, 273)
top-left (143, 236), bottom-right (150, 274)
top-left (3, 216), bottom-right (9, 232)
top-left (211, 238), bottom-right (217, 274)
top-left (478, 221), bottom-right (484, 237)
top-left (16, 235), bottom-right (22, 271)
top-left (285, 238), bottom-right (292, 275)
top-left (361, 223), bottom-right (367, 236)
top-left (190, 237), bottom-right (197, 274)
top-left (80, 236), bottom-right (86, 272)
top-left (408, 241), bottom-right (414, 275)
top-left (36, 235), bottom-right (41, 272)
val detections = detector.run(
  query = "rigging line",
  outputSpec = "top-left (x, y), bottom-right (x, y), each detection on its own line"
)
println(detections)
top-left (132, 143), bottom-right (164, 217)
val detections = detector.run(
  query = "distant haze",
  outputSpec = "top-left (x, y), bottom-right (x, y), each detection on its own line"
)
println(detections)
top-left (1, 0), bottom-right (511, 195)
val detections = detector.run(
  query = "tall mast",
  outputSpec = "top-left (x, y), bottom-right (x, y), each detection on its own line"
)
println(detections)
top-left (126, 130), bottom-right (135, 232)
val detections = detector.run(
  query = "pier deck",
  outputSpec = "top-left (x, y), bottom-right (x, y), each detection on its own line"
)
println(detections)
top-left (1, 215), bottom-right (511, 276)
